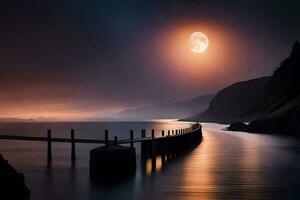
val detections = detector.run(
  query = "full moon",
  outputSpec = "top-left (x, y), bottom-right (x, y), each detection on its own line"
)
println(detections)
top-left (190, 32), bottom-right (209, 54)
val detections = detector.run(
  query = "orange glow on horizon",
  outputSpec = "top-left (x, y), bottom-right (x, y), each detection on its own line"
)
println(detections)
top-left (0, 103), bottom-right (125, 121)
top-left (0, 109), bottom-right (90, 121)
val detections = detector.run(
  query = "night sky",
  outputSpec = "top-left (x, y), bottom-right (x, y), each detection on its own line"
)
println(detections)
top-left (0, 0), bottom-right (299, 120)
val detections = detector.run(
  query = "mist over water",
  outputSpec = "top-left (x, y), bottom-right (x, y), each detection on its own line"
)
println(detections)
top-left (1, 122), bottom-right (300, 200)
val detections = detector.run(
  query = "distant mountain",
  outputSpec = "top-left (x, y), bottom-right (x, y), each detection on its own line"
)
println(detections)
top-left (0, 118), bottom-right (35, 122)
top-left (183, 77), bottom-right (270, 123)
top-left (0, 117), bottom-right (60, 122)
top-left (95, 94), bottom-right (214, 121)
top-left (186, 41), bottom-right (300, 134)
top-left (34, 117), bottom-right (60, 122)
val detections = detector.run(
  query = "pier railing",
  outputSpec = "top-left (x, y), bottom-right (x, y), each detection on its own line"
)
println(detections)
top-left (0, 123), bottom-right (202, 162)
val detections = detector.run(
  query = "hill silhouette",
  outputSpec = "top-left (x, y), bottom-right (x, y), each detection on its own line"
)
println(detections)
top-left (93, 94), bottom-right (214, 121)
top-left (185, 41), bottom-right (300, 134)
top-left (183, 78), bottom-right (270, 123)
top-left (244, 41), bottom-right (300, 134)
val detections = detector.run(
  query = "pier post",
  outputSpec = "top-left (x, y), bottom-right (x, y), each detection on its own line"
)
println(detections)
top-left (142, 129), bottom-right (146, 138)
top-left (47, 129), bottom-right (52, 162)
top-left (161, 130), bottom-right (166, 165)
top-left (166, 131), bottom-right (170, 161)
top-left (130, 130), bottom-right (134, 148)
top-left (71, 129), bottom-right (76, 162)
top-left (151, 129), bottom-right (156, 171)
top-left (114, 136), bottom-right (118, 144)
top-left (105, 129), bottom-right (109, 145)
top-left (141, 129), bottom-right (147, 160)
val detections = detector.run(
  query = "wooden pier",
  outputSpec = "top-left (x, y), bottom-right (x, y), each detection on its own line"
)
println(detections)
top-left (0, 124), bottom-right (201, 161)
top-left (0, 123), bottom-right (202, 178)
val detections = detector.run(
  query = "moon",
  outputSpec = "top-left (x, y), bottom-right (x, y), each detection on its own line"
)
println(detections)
top-left (190, 32), bottom-right (209, 54)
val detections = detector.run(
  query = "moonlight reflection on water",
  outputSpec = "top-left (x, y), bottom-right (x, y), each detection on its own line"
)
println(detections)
top-left (0, 122), bottom-right (300, 200)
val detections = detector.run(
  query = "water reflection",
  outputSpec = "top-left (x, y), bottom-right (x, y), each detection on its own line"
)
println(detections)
top-left (181, 135), bottom-right (218, 200)
top-left (177, 124), bottom-right (300, 200)
top-left (1, 122), bottom-right (300, 200)
top-left (143, 156), bottom-right (164, 176)
top-left (181, 128), bottom-right (266, 200)
top-left (142, 143), bottom-right (201, 177)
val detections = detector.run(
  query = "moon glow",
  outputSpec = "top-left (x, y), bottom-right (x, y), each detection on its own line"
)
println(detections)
top-left (190, 32), bottom-right (209, 54)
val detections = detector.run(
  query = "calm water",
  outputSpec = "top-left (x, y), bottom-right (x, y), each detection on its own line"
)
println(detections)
top-left (1, 122), bottom-right (300, 200)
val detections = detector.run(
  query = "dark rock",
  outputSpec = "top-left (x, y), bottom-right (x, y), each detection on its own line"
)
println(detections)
top-left (227, 122), bottom-right (248, 132)
top-left (0, 154), bottom-right (30, 200)
top-left (247, 108), bottom-right (300, 135)
top-left (90, 145), bottom-right (136, 181)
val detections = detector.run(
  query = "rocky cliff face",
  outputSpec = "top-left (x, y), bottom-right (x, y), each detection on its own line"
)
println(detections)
top-left (0, 154), bottom-right (30, 200)
top-left (183, 77), bottom-right (270, 123)
top-left (185, 41), bottom-right (300, 134)
top-left (244, 41), bottom-right (300, 134)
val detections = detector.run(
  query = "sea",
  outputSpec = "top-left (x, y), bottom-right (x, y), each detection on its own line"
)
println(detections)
top-left (0, 121), bottom-right (300, 200)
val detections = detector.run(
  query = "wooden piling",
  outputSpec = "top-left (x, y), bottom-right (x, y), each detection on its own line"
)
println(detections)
top-left (47, 129), bottom-right (52, 162)
top-left (0, 124), bottom-right (202, 171)
top-left (151, 129), bottom-right (156, 171)
top-left (71, 129), bottom-right (76, 162)
top-left (105, 129), bottom-right (109, 145)
top-left (142, 129), bottom-right (146, 138)
top-left (130, 130), bottom-right (134, 148)
top-left (166, 136), bottom-right (171, 161)
top-left (141, 129), bottom-right (147, 160)
top-left (161, 130), bottom-right (166, 165)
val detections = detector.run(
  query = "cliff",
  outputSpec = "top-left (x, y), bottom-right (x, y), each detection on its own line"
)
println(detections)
top-left (243, 41), bottom-right (300, 134)
top-left (226, 41), bottom-right (300, 134)
top-left (186, 41), bottom-right (300, 134)
top-left (183, 77), bottom-right (270, 123)
top-left (0, 154), bottom-right (31, 199)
